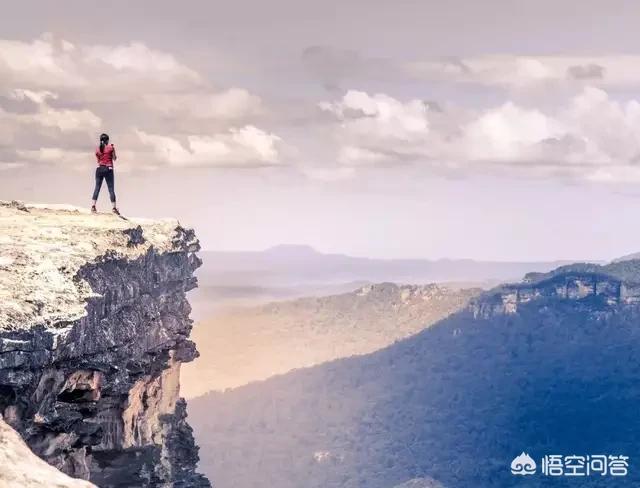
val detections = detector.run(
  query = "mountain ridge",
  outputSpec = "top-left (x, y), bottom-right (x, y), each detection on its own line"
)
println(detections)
top-left (182, 282), bottom-right (480, 397)
top-left (197, 246), bottom-right (581, 291)
top-left (189, 259), bottom-right (640, 487)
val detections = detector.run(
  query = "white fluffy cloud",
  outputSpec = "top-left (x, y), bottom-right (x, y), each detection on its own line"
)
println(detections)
top-left (319, 91), bottom-right (431, 165)
top-left (7, 89), bottom-right (101, 132)
top-left (320, 91), bottom-right (428, 139)
top-left (462, 103), bottom-right (566, 162)
top-left (0, 88), bottom-right (101, 159)
top-left (15, 148), bottom-right (90, 171)
top-left (5, 33), bottom-right (640, 181)
top-left (320, 88), bottom-right (640, 182)
top-left (0, 34), bottom-right (280, 170)
top-left (0, 34), bottom-right (201, 92)
top-left (462, 87), bottom-right (640, 170)
top-left (136, 126), bottom-right (282, 167)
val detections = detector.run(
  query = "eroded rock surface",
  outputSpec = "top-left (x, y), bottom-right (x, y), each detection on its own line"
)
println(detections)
top-left (0, 202), bottom-right (210, 487)
top-left (472, 259), bottom-right (640, 318)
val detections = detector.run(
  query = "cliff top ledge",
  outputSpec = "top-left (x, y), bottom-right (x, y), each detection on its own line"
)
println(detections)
top-left (0, 201), bottom-right (200, 333)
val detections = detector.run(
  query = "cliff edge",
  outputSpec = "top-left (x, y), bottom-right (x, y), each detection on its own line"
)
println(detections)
top-left (472, 259), bottom-right (640, 318)
top-left (0, 201), bottom-right (210, 487)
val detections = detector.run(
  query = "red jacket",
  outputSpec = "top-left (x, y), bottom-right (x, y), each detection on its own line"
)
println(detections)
top-left (96, 144), bottom-right (116, 167)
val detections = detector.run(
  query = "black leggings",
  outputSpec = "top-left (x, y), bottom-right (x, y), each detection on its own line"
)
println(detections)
top-left (92, 166), bottom-right (116, 203)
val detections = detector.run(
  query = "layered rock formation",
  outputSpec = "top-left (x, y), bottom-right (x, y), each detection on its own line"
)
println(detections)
top-left (473, 260), bottom-right (640, 318)
top-left (0, 202), bottom-right (210, 487)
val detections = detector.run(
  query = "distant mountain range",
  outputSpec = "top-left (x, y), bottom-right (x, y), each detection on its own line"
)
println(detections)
top-left (190, 245), bottom-right (581, 316)
top-left (196, 244), bottom-right (579, 290)
top-left (612, 251), bottom-right (640, 263)
top-left (189, 258), bottom-right (640, 488)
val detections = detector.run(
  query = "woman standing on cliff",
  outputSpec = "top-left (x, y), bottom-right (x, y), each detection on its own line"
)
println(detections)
top-left (91, 133), bottom-right (120, 215)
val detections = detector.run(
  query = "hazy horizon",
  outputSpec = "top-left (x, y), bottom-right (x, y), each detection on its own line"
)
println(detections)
top-left (198, 243), bottom-right (604, 263)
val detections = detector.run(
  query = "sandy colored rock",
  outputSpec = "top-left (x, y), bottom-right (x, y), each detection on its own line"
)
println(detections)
top-left (0, 201), bottom-right (196, 332)
top-left (0, 201), bottom-right (209, 487)
top-left (0, 417), bottom-right (96, 488)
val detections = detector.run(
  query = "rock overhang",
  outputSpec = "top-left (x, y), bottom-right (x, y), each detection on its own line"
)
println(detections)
top-left (0, 200), bottom-right (210, 487)
top-left (0, 201), bottom-right (200, 333)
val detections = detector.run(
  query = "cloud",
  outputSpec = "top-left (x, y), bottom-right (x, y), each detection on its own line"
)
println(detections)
top-left (0, 89), bottom-right (101, 153)
top-left (16, 147), bottom-right (89, 170)
top-left (7, 89), bottom-right (101, 132)
top-left (567, 63), bottom-right (605, 80)
top-left (409, 54), bottom-right (640, 88)
top-left (406, 56), bottom-right (557, 85)
top-left (0, 34), bottom-right (280, 170)
top-left (5, 33), bottom-right (640, 181)
top-left (0, 34), bottom-right (201, 92)
top-left (303, 46), bottom-right (640, 89)
top-left (337, 146), bottom-right (390, 166)
top-left (462, 102), bottom-right (565, 162)
top-left (141, 88), bottom-right (262, 121)
top-left (319, 90), bottom-right (431, 165)
top-left (320, 87), bottom-right (640, 182)
top-left (9, 89), bottom-right (57, 105)
top-left (406, 54), bottom-right (640, 89)
top-left (0, 34), bottom-right (262, 120)
top-left (301, 46), bottom-right (396, 91)
top-left (0, 162), bottom-right (24, 171)
top-left (135, 126), bottom-right (283, 167)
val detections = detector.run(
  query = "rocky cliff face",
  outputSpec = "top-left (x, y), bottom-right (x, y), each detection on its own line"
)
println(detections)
top-left (0, 202), bottom-right (210, 487)
top-left (472, 260), bottom-right (640, 318)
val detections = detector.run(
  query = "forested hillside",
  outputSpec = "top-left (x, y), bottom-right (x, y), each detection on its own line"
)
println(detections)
top-left (189, 264), bottom-right (640, 487)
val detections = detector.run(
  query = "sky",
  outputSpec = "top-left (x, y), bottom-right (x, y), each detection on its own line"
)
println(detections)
top-left (2, 0), bottom-right (640, 261)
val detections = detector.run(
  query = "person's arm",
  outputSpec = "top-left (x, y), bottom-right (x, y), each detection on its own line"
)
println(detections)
top-left (95, 148), bottom-right (100, 162)
top-left (112, 145), bottom-right (117, 161)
